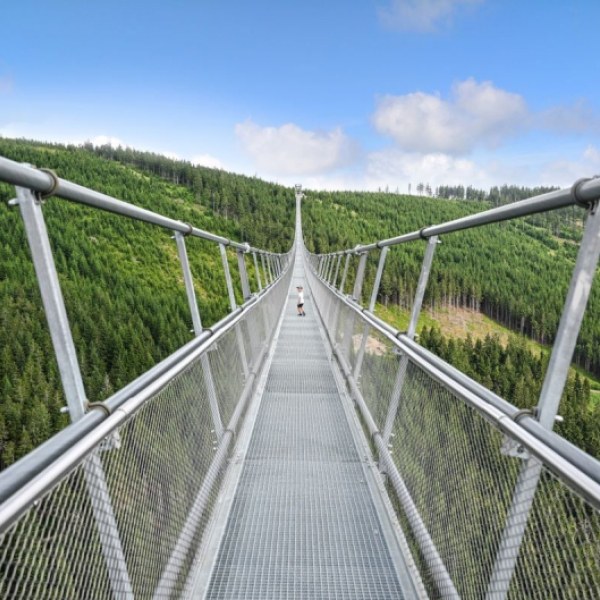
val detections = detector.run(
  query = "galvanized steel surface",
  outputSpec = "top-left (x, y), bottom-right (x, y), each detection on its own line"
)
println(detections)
top-left (307, 250), bottom-right (600, 600)
top-left (204, 257), bottom-right (405, 600)
top-left (0, 257), bottom-right (293, 599)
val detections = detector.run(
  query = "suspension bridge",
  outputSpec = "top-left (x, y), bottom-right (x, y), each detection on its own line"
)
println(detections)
top-left (0, 157), bottom-right (600, 599)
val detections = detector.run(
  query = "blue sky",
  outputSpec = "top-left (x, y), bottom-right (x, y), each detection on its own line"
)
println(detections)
top-left (1, 0), bottom-right (599, 191)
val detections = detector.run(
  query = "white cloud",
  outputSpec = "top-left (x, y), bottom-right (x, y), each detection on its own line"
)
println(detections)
top-left (235, 119), bottom-right (360, 176)
top-left (161, 151), bottom-right (180, 161)
top-left (378, 0), bottom-right (483, 32)
top-left (372, 79), bottom-right (528, 154)
top-left (536, 100), bottom-right (600, 136)
top-left (192, 153), bottom-right (223, 169)
top-left (540, 144), bottom-right (600, 185)
top-left (366, 148), bottom-right (487, 190)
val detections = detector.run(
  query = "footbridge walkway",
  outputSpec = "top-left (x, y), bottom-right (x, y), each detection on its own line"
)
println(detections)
top-left (1, 157), bottom-right (600, 599)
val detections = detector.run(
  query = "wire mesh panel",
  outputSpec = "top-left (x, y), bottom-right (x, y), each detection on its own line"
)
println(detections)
top-left (0, 260), bottom-right (293, 600)
top-left (204, 255), bottom-right (406, 600)
top-left (307, 263), bottom-right (600, 600)
top-left (386, 359), bottom-right (521, 599)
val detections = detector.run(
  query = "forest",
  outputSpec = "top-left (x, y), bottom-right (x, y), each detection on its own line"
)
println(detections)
top-left (1, 136), bottom-right (599, 470)
top-left (0, 137), bottom-right (294, 469)
top-left (301, 189), bottom-right (600, 371)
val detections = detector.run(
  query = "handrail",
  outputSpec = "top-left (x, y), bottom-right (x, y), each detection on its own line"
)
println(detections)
top-left (324, 291), bottom-right (600, 486)
top-left (321, 177), bottom-right (600, 254)
top-left (0, 288), bottom-right (271, 507)
top-left (309, 274), bottom-right (600, 510)
top-left (0, 244), bottom-right (293, 533)
top-left (0, 155), bottom-right (281, 255)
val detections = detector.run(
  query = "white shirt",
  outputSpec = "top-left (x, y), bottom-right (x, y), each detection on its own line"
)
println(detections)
top-left (297, 291), bottom-right (304, 304)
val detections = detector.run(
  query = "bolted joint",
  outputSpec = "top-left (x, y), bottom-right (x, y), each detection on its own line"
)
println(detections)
top-left (571, 178), bottom-right (593, 208)
top-left (179, 221), bottom-right (194, 237)
top-left (37, 167), bottom-right (60, 200)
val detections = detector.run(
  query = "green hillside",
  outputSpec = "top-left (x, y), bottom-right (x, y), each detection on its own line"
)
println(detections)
top-left (0, 138), bottom-right (294, 469)
top-left (301, 189), bottom-right (600, 458)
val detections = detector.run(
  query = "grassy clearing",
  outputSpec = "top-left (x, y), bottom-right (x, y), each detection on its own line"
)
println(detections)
top-left (374, 302), bottom-right (600, 396)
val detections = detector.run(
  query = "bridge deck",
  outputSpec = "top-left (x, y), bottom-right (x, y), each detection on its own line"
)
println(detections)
top-left (199, 255), bottom-right (408, 599)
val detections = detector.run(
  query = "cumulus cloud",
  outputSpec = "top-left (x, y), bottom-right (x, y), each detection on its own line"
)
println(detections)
top-left (540, 144), bottom-right (600, 185)
top-left (372, 78), bottom-right (528, 154)
top-left (235, 120), bottom-right (360, 176)
top-left (536, 100), bottom-right (600, 136)
top-left (366, 148), bottom-right (487, 190)
top-left (192, 154), bottom-right (223, 169)
top-left (378, 0), bottom-right (483, 32)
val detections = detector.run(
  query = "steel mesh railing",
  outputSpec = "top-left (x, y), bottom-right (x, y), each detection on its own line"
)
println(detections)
top-left (306, 260), bottom-right (600, 599)
top-left (0, 254), bottom-right (293, 600)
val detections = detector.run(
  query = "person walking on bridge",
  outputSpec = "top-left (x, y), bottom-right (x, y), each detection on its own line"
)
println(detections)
top-left (296, 286), bottom-right (306, 316)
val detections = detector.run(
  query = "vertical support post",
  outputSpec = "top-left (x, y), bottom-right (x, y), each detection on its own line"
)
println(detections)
top-left (382, 236), bottom-right (438, 444)
top-left (175, 232), bottom-right (223, 438)
top-left (261, 253), bottom-right (269, 285)
top-left (340, 253), bottom-right (351, 293)
top-left (219, 243), bottom-right (249, 379)
top-left (368, 246), bottom-right (389, 314)
top-left (332, 255), bottom-right (342, 288)
top-left (341, 252), bottom-right (368, 362)
top-left (354, 246), bottom-right (389, 380)
top-left (318, 256), bottom-right (324, 277)
top-left (327, 255), bottom-right (345, 342)
top-left (327, 255), bottom-right (336, 284)
top-left (352, 252), bottom-right (368, 302)
top-left (236, 250), bottom-right (252, 300)
top-left (219, 243), bottom-right (237, 311)
top-left (12, 186), bottom-right (133, 599)
top-left (266, 255), bottom-right (274, 283)
top-left (237, 248), bottom-right (261, 365)
top-left (175, 232), bottom-right (203, 335)
top-left (253, 252), bottom-right (263, 292)
top-left (486, 203), bottom-right (600, 599)
top-left (322, 256), bottom-right (329, 281)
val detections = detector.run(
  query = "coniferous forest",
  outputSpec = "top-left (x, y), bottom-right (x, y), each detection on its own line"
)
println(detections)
top-left (1, 137), bottom-right (600, 470)
top-left (0, 138), bottom-right (294, 469)
top-left (300, 189), bottom-right (600, 459)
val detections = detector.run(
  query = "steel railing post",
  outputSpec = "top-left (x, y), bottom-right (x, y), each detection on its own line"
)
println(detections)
top-left (332, 255), bottom-right (342, 288)
top-left (219, 243), bottom-right (237, 311)
top-left (382, 236), bottom-right (438, 444)
top-left (252, 252), bottom-right (263, 292)
top-left (340, 252), bottom-right (368, 362)
top-left (220, 243), bottom-right (249, 378)
top-left (236, 249), bottom-right (252, 301)
top-left (339, 253), bottom-right (351, 293)
top-left (327, 255), bottom-right (336, 284)
top-left (175, 231), bottom-right (224, 438)
top-left (486, 203), bottom-right (600, 599)
top-left (237, 248), bottom-right (262, 365)
top-left (352, 252), bottom-right (369, 302)
top-left (11, 185), bottom-right (133, 599)
top-left (267, 255), bottom-right (274, 283)
top-left (260, 253), bottom-right (269, 285)
top-left (354, 246), bottom-right (390, 380)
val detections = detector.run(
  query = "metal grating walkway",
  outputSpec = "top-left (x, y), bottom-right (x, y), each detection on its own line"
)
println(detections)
top-left (203, 255), bottom-right (406, 600)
